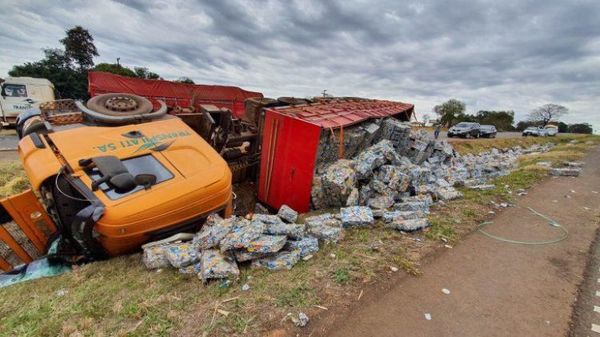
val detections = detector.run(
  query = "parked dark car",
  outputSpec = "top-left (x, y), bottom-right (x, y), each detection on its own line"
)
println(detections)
top-left (479, 125), bottom-right (497, 138)
top-left (447, 122), bottom-right (481, 138)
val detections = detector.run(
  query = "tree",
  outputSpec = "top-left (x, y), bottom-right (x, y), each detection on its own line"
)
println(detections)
top-left (433, 99), bottom-right (466, 127)
top-left (93, 64), bottom-right (161, 80)
top-left (134, 67), bottom-right (160, 80)
top-left (474, 110), bottom-right (515, 131)
top-left (568, 123), bottom-right (593, 134)
top-left (9, 49), bottom-right (87, 99)
top-left (93, 63), bottom-right (137, 77)
top-left (60, 26), bottom-right (98, 69)
top-left (515, 120), bottom-right (543, 131)
top-left (529, 104), bottom-right (568, 126)
top-left (175, 77), bottom-right (195, 84)
top-left (557, 122), bottom-right (569, 133)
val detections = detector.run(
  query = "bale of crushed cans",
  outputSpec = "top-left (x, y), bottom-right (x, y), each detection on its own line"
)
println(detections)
top-left (142, 118), bottom-right (559, 283)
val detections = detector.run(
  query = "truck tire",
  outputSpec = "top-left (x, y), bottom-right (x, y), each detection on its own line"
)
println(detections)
top-left (86, 93), bottom-right (153, 116)
top-left (77, 94), bottom-right (167, 125)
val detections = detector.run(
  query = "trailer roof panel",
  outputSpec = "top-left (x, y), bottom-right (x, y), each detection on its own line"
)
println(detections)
top-left (269, 98), bottom-right (413, 128)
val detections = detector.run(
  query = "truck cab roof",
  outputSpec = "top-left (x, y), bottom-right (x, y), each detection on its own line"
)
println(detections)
top-left (4, 77), bottom-right (54, 88)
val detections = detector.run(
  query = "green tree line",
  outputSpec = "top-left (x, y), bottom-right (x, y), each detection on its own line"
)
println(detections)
top-left (7, 26), bottom-right (161, 100)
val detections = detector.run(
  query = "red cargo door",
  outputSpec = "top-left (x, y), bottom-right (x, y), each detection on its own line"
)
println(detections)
top-left (258, 111), bottom-right (321, 213)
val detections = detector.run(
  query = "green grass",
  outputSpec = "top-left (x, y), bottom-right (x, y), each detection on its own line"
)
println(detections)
top-left (332, 267), bottom-right (351, 284)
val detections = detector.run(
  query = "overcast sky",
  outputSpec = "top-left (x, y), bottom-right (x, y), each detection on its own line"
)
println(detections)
top-left (1, 0), bottom-right (599, 131)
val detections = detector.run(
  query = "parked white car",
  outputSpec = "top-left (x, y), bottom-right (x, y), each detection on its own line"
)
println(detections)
top-left (522, 127), bottom-right (547, 137)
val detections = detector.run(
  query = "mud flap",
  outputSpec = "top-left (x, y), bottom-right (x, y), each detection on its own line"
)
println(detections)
top-left (0, 189), bottom-right (57, 272)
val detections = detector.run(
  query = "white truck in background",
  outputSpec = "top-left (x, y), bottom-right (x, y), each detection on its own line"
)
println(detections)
top-left (544, 125), bottom-right (558, 136)
top-left (0, 77), bottom-right (55, 126)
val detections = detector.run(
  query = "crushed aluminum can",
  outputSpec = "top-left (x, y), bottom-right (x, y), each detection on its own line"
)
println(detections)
top-left (346, 187), bottom-right (360, 206)
top-left (377, 165), bottom-right (410, 192)
top-left (206, 213), bottom-right (224, 226)
top-left (264, 222), bottom-right (306, 239)
top-left (252, 213), bottom-right (285, 224)
top-left (435, 187), bottom-right (464, 201)
top-left (233, 235), bottom-right (287, 262)
top-left (254, 202), bottom-right (270, 214)
top-left (320, 159), bottom-right (357, 207)
top-left (385, 218), bottom-right (431, 232)
top-left (307, 222), bottom-right (343, 243)
top-left (142, 244), bottom-right (173, 269)
top-left (199, 249), bottom-right (240, 282)
top-left (284, 236), bottom-right (319, 257)
top-left (468, 184), bottom-right (496, 191)
top-left (401, 194), bottom-right (434, 207)
top-left (219, 219), bottom-right (265, 252)
top-left (549, 167), bottom-right (581, 177)
top-left (164, 242), bottom-right (201, 268)
top-left (192, 216), bottom-right (234, 250)
top-left (277, 204), bottom-right (299, 223)
top-left (340, 206), bottom-right (374, 227)
top-left (179, 261), bottom-right (202, 274)
top-left (354, 140), bottom-right (399, 180)
top-left (304, 214), bottom-right (343, 243)
top-left (251, 249), bottom-right (302, 270)
top-left (382, 210), bottom-right (423, 223)
top-left (393, 201), bottom-right (430, 213)
top-left (367, 193), bottom-right (395, 210)
top-left (304, 213), bottom-right (334, 227)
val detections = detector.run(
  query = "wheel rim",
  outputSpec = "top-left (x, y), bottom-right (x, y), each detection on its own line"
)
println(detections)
top-left (104, 96), bottom-right (139, 112)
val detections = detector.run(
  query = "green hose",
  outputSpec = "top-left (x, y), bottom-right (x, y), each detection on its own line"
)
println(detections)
top-left (477, 207), bottom-right (569, 245)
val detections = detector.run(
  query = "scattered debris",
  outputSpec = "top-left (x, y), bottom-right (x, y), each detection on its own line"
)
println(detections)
top-left (254, 202), bottom-right (269, 214)
top-left (340, 206), bottom-right (375, 227)
top-left (442, 288), bottom-right (451, 295)
top-left (549, 167), bottom-right (581, 177)
top-left (140, 120), bottom-right (562, 283)
top-left (252, 249), bottom-right (302, 270)
top-left (469, 184), bottom-right (495, 191)
top-left (199, 249), bottom-right (240, 283)
top-left (288, 312), bottom-right (310, 327)
top-left (277, 204), bottom-right (299, 223)
top-left (164, 242), bottom-right (201, 268)
top-left (424, 313), bottom-right (432, 320)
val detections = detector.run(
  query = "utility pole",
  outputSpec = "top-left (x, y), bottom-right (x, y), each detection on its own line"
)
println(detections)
top-left (116, 57), bottom-right (120, 66)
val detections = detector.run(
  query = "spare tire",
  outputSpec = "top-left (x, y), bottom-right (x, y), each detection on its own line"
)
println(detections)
top-left (86, 93), bottom-right (154, 116)
top-left (77, 93), bottom-right (167, 125)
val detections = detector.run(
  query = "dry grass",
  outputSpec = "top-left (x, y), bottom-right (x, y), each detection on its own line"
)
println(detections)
top-left (452, 134), bottom-right (598, 155)
top-left (0, 135), bottom-right (598, 336)
top-left (0, 161), bottom-right (30, 198)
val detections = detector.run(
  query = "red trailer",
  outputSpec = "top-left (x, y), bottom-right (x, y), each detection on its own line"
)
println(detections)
top-left (257, 98), bottom-right (414, 213)
top-left (88, 72), bottom-right (263, 118)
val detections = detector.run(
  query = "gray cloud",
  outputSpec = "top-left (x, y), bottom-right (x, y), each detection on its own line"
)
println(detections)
top-left (1, 0), bottom-right (599, 131)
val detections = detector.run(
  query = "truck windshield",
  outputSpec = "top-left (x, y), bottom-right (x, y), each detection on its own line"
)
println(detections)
top-left (87, 154), bottom-right (173, 200)
top-left (2, 84), bottom-right (27, 97)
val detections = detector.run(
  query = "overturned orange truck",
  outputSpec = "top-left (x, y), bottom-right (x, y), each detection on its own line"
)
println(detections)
top-left (0, 73), bottom-right (413, 272)
top-left (1, 94), bottom-right (233, 271)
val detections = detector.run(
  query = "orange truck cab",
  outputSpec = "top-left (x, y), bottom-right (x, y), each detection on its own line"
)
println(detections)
top-left (2, 94), bottom-right (232, 268)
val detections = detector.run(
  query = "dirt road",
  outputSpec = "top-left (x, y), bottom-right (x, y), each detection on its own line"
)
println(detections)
top-left (318, 146), bottom-right (600, 337)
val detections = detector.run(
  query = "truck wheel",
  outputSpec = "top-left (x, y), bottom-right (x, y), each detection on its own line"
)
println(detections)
top-left (86, 93), bottom-right (154, 116)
